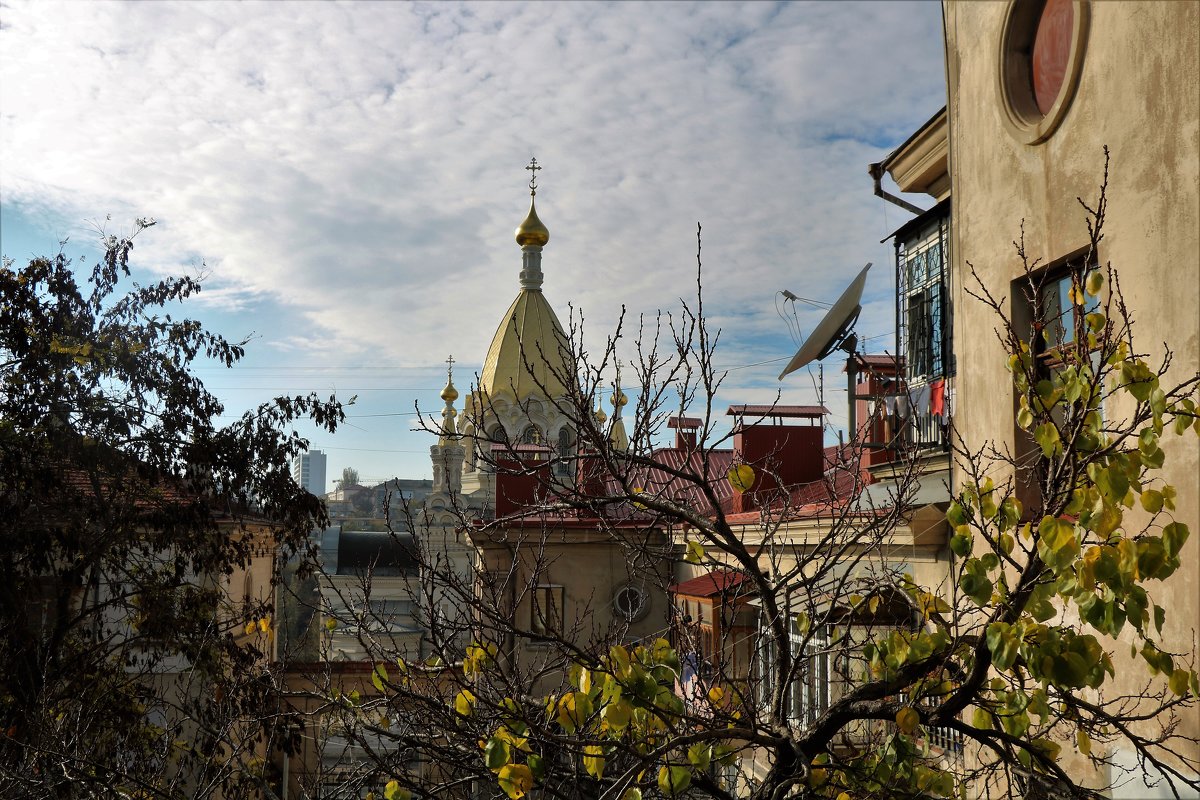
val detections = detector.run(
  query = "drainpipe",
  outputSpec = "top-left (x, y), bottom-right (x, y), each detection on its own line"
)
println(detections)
top-left (869, 162), bottom-right (925, 216)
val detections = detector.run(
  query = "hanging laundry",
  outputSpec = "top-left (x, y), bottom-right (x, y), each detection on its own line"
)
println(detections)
top-left (913, 385), bottom-right (931, 419)
top-left (930, 378), bottom-right (946, 417)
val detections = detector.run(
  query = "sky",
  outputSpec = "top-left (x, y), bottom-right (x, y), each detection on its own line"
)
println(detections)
top-left (0, 0), bottom-right (946, 491)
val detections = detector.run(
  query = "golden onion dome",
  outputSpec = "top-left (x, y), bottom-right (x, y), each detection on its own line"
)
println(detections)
top-left (514, 196), bottom-right (550, 248)
top-left (440, 380), bottom-right (459, 403)
top-left (594, 406), bottom-right (608, 424)
top-left (611, 389), bottom-right (628, 409)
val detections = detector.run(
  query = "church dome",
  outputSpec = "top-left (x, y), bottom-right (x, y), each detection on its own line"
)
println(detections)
top-left (514, 197), bottom-right (550, 248)
top-left (478, 290), bottom-right (571, 401)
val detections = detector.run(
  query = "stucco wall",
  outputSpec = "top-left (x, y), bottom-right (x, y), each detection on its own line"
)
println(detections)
top-left (945, 0), bottom-right (1199, 791)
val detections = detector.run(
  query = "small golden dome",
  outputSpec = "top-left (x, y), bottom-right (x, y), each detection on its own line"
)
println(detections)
top-left (594, 406), bottom-right (608, 424)
top-left (515, 197), bottom-right (550, 248)
top-left (440, 381), bottom-right (459, 403)
top-left (611, 389), bottom-right (628, 409)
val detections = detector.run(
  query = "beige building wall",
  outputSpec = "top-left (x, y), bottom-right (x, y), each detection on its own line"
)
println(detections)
top-left (473, 525), bottom-right (673, 680)
top-left (944, 0), bottom-right (1199, 792)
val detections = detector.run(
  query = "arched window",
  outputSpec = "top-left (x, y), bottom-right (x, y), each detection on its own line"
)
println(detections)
top-left (556, 428), bottom-right (572, 475)
top-left (520, 426), bottom-right (543, 446)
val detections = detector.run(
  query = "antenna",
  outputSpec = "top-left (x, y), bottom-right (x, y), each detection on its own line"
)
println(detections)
top-left (777, 263), bottom-right (872, 381)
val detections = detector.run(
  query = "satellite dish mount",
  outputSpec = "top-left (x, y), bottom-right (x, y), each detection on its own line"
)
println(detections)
top-left (778, 262), bottom-right (873, 442)
top-left (778, 263), bottom-right (872, 380)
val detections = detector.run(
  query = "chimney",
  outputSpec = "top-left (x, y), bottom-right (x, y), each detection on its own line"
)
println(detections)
top-left (726, 405), bottom-right (827, 513)
top-left (668, 415), bottom-right (701, 449)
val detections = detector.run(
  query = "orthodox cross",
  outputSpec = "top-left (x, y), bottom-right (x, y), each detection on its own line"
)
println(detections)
top-left (525, 157), bottom-right (541, 193)
top-left (445, 354), bottom-right (455, 383)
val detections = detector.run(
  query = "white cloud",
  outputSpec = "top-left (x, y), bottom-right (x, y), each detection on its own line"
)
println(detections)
top-left (1, 0), bottom-right (944, 446)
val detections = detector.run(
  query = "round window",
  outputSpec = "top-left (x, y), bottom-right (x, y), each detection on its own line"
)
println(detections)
top-left (613, 583), bottom-right (649, 623)
top-left (997, 0), bottom-right (1089, 145)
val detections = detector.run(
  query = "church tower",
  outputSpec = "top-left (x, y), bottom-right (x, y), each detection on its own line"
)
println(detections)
top-left (460, 160), bottom-right (577, 497)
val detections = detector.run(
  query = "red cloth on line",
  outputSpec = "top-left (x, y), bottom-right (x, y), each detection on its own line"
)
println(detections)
top-left (929, 378), bottom-right (946, 417)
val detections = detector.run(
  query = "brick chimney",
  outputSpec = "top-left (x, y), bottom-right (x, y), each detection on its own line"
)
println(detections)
top-left (726, 405), bottom-right (826, 513)
top-left (668, 415), bottom-right (701, 449)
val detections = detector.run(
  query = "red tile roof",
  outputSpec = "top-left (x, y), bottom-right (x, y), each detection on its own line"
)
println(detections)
top-left (670, 569), bottom-right (751, 598)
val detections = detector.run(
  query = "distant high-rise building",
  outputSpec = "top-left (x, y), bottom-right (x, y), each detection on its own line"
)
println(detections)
top-left (292, 449), bottom-right (327, 496)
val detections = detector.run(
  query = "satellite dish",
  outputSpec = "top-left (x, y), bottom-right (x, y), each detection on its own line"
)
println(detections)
top-left (778, 263), bottom-right (872, 380)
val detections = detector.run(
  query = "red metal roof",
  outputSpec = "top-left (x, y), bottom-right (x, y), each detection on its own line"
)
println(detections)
top-left (670, 569), bottom-right (750, 598)
top-left (850, 354), bottom-right (903, 368)
top-left (667, 416), bottom-right (702, 429)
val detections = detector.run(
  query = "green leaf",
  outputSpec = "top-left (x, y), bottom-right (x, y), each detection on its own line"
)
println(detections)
top-left (1034, 422), bottom-right (1060, 458)
top-left (484, 736), bottom-right (512, 770)
top-left (960, 572), bottom-right (993, 607)
top-left (372, 663), bottom-right (388, 692)
top-left (1169, 668), bottom-right (1191, 697)
top-left (1163, 522), bottom-right (1190, 559)
top-left (658, 765), bottom-right (691, 796)
top-left (1085, 270), bottom-right (1104, 295)
top-left (972, 706), bottom-right (991, 730)
top-left (685, 539), bottom-right (705, 564)
top-left (687, 742), bottom-right (712, 771)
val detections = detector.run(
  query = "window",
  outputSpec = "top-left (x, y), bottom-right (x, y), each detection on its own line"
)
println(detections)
top-left (1036, 270), bottom-right (1100, 356)
top-left (900, 233), bottom-right (947, 382)
top-left (790, 625), bottom-right (832, 727)
top-left (531, 585), bottom-right (564, 636)
top-left (895, 215), bottom-right (952, 450)
top-left (998, 0), bottom-right (1089, 145)
top-left (365, 599), bottom-right (415, 633)
top-left (556, 428), bottom-right (572, 475)
top-left (756, 620), bottom-right (832, 728)
top-left (520, 425), bottom-right (543, 445)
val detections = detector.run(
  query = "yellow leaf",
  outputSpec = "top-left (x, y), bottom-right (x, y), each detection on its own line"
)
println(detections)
top-left (383, 780), bottom-right (411, 800)
top-left (896, 706), bottom-right (920, 735)
top-left (455, 689), bottom-right (476, 717)
top-left (583, 745), bottom-right (606, 779)
top-left (1076, 728), bottom-right (1092, 756)
top-left (685, 539), bottom-right (705, 564)
top-left (603, 699), bottom-right (632, 730)
top-left (497, 763), bottom-right (534, 799)
top-left (325, 617), bottom-right (337, 631)
top-left (727, 463), bottom-right (755, 493)
top-left (258, 616), bottom-right (271, 633)
top-left (244, 621), bottom-right (256, 636)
